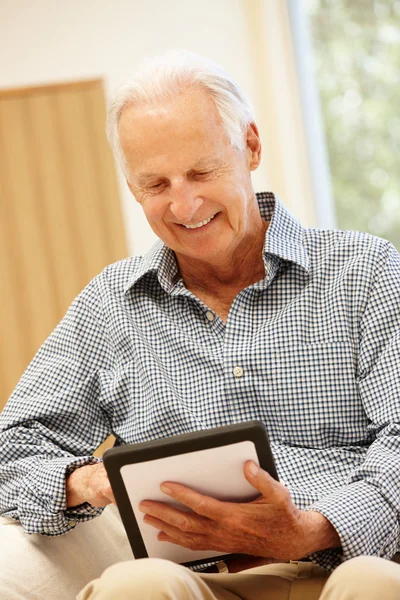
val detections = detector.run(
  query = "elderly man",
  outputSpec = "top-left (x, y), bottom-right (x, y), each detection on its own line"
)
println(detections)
top-left (1, 51), bottom-right (399, 600)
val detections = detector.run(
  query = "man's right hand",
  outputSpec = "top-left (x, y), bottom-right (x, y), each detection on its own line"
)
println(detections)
top-left (66, 462), bottom-right (116, 508)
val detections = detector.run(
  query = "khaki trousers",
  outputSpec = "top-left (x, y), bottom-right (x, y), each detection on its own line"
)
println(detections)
top-left (77, 556), bottom-right (400, 600)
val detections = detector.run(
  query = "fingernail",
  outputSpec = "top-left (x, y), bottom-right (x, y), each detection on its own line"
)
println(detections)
top-left (248, 462), bottom-right (259, 476)
top-left (160, 484), bottom-right (172, 495)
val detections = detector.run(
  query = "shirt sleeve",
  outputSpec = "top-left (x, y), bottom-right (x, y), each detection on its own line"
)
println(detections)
top-left (0, 277), bottom-right (115, 535)
top-left (307, 242), bottom-right (400, 570)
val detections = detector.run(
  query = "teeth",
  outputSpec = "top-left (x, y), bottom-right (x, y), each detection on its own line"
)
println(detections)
top-left (183, 215), bottom-right (215, 229)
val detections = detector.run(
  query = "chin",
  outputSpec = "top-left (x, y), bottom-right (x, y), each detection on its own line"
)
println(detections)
top-left (177, 247), bottom-right (218, 264)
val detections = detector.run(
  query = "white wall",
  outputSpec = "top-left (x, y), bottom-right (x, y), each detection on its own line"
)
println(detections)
top-left (1, 0), bottom-right (273, 256)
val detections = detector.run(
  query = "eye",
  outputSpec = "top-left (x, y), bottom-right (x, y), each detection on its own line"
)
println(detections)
top-left (146, 181), bottom-right (167, 193)
top-left (193, 170), bottom-right (213, 179)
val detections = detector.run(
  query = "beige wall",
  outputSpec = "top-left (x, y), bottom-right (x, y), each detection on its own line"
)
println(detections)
top-left (1, 0), bottom-right (317, 257)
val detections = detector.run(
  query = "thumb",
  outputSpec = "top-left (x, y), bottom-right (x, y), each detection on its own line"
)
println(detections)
top-left (244, 460), bottom-right (280, 499)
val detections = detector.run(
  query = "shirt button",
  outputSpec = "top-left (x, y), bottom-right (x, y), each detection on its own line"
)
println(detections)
top-left (205, 311), bottom-right (215, 322)
top-left (233, 366), bottom-right (243, 378)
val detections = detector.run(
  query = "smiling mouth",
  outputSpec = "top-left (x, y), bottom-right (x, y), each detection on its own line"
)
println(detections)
top-left (181, 214), bottom-right (217, 229)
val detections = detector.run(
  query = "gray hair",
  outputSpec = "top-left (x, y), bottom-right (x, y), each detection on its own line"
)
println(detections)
top-left (106, 49), bottom-right (255, 178)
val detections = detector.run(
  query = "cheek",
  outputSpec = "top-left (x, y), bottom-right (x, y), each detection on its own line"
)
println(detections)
top-left (141, 201), bottom-right (177, 239)
top-left (141, 199), bottom-right (164, 224)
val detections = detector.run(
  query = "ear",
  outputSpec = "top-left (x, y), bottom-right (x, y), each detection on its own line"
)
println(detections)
top-left (246, 122), bottom-right (262, 171)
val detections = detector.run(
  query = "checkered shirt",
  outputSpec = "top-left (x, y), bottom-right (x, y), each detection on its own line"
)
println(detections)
top-left (0, 193), bottom-right (399, 571)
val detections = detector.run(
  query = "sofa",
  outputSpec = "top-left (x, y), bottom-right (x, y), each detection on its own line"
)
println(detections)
top-left (0, 505), bottom-right (132, 600)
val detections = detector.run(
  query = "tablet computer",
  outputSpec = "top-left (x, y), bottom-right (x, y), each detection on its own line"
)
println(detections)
top-left (103, 420), bottom-right (278, 567)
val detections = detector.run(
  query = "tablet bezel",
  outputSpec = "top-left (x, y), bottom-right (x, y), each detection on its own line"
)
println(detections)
top-left (103, 420), bottom-right (278, 567)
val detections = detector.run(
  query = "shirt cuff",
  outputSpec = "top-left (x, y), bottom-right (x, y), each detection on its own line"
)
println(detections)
top-left (17, 456), bottom-right (104, 536)
top-left (305, 480), bottom-right (399, 570)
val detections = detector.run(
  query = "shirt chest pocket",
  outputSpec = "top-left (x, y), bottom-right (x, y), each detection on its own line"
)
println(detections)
top-left (270, 341), bottom-right (366, 447)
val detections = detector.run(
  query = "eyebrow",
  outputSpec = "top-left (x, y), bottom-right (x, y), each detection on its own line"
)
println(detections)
top-left (136, 173), bottom-right (161, 186)
top-left (190, 156), bottom-right (222, 170)
top-left (135, 156), bottom-right (224, 186)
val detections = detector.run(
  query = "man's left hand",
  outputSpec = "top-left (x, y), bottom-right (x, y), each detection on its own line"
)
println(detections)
top-left (138, 461), bottom-right (340, 560)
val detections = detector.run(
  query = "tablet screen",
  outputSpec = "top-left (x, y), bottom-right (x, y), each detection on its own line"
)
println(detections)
top-left (120, 440), bottom-right (259, 563)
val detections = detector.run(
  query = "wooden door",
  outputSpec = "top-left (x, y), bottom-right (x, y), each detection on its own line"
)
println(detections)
top-left (0, 79), bottom-right (128, 425)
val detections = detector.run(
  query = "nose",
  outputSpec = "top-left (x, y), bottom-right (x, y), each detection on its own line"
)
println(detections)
top-left (169, 180), bottom-right (203, 223)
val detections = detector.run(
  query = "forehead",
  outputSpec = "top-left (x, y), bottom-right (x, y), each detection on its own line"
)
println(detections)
top-left (118, 89), bottom-right (232, 177)
top-left (119, 88), bottom-right (223, 137)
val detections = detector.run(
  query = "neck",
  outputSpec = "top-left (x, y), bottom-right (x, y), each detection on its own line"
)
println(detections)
top-left (177, 219), bottom-right (269, 294)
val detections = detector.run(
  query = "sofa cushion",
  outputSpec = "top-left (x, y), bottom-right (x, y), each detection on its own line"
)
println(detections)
top-left (0, 505), bottom-right (132, 600)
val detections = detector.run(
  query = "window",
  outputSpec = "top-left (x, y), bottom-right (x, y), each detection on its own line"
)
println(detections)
top-left (305, 0), bottom-right (400, 249)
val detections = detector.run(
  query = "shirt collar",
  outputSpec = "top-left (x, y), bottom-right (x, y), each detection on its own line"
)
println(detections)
top-left (258, 192), bottom-right (310, 273)
top-left (123, 240), bottom-right (179, 295)
top-left (124, 192), bottom-right (310, 295)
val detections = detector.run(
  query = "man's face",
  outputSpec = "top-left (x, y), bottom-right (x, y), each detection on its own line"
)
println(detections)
top-left (118, 89), bottom-right (262, 268)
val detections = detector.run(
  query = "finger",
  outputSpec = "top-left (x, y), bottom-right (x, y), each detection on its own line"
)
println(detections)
top-left (146, 517), bottom-right (195, 546)
top-left (157, 531), bottom-right (229, 553)
top-left (143, 515), bottom-right (207, 550)
top-left (143, 514), bottom-right (173, 531)
top-left (243, 461), bottom-right (285, 502)
top-left (157, 532), bottom-right (180, 544)
top-left (156, 531), bottom-right (205, 549)
top-left (139, 500), bottom-right (208, 533)
top-left (160, 483), bottom-right (226, 521)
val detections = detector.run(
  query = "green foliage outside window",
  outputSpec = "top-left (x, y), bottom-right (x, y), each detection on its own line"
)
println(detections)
top-left (306, 0), bottom-right (400, 249)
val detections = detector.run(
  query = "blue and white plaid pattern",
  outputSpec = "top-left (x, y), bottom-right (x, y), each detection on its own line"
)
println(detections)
top-left (0, 193), bottom-right (399, 571)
